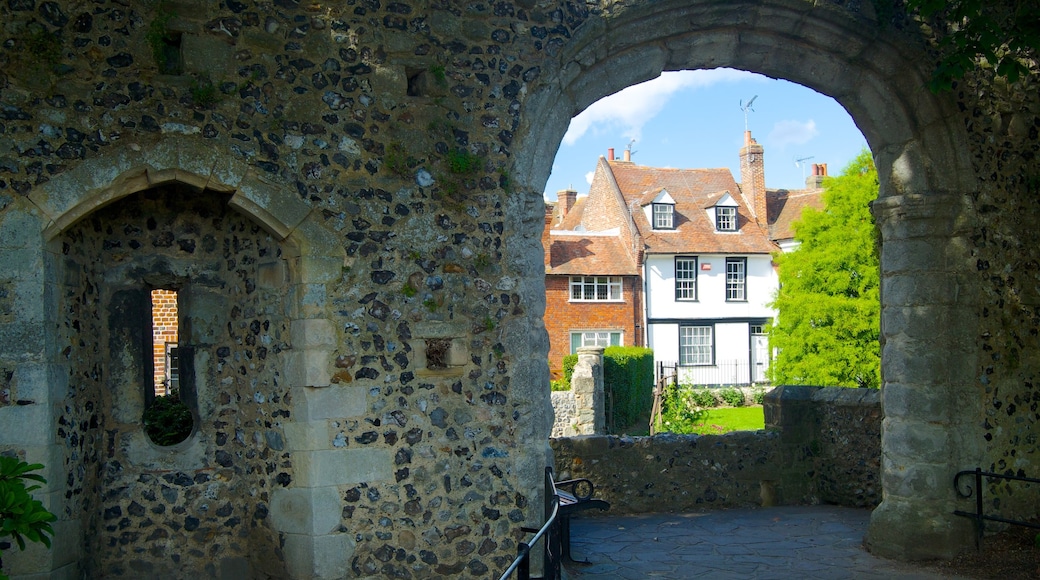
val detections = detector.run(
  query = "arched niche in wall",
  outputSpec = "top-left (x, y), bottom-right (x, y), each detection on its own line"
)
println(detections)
top-left (27, 140), bottom-right (344, 574)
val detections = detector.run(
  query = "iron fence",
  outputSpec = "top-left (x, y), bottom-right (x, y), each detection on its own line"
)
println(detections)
top-left (656, 360), bottom-right (769, 387)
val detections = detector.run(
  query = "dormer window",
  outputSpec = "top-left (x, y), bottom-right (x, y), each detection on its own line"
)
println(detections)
top-left (653, 203), bottom-right (675, 229)
top-left (716, 206), bottom-right (736, 231)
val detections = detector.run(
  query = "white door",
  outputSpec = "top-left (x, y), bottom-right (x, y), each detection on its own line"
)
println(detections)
top-left (751, 333), bottom-right (769, 383)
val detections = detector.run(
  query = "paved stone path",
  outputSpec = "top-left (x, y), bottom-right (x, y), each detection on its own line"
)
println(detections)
top-left (563, 506), bottom-right (965, 579)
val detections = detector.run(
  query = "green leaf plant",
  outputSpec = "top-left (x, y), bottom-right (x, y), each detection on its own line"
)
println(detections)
top-left (0, 456), bottom-right (57, 579)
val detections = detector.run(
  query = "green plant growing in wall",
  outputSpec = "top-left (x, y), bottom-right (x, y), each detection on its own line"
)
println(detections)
top-left (384, 142), bottom-right (413, 177)
top-left (146, 6), bottom-right (180, 74)
top-left (446, 149), bottom-right (483, 176)
top-left (190, 75), bottom-right (219, 107)
top-left (0, 457), bottom-right (57, 579)
top-left (423, 298), bottom-right (439, 312)
top-left (482, 316), bottom-right (496, 331)
top-left (401, 282), bottom-right (417, 298)
top-left (429, 65), bottom-right (447, 87)
top-left (24, 26), bottom-right (62, 71)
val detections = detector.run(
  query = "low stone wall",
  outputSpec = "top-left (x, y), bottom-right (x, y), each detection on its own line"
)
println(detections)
top-left (551, 386), bottom-right (881, 514)
top-left (551, 391), bottom-right (577, 438)
top-left (552, 431), bottom-right (780, 513)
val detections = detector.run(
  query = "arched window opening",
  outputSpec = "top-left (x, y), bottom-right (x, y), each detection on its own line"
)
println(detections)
top-left (144, 287), bottom-right (193, 447)
top-left (150, 289), bottom-right (179, 397)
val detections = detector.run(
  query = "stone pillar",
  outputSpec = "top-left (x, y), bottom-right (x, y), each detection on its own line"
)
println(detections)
top-left (571, 347), bottom-right (605, 435)
top-left (865, 193), bottom-right (981, 560)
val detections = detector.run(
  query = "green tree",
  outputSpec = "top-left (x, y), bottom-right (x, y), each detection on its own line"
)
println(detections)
top-left (768, 150), bottom-right (880, 389)
top-left (903, 0), bottom-right (1040, 91)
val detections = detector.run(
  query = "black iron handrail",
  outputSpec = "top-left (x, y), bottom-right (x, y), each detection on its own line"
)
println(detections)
top-left (498, 466), bottom-right (563, 580)
top-left (953, 467), bottom-right (1040, 546)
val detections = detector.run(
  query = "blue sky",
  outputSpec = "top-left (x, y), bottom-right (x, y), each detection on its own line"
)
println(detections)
top-left (542, 69), bottom-right (868, 200)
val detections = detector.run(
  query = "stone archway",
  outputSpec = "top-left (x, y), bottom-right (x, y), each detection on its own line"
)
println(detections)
top-left (5, 139), bottom-right (352, 577)
top-left (516, 0), bottom-right (981, 559)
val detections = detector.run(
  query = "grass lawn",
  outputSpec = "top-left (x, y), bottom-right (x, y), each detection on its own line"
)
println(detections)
top-left (687, 406), bottom-right (765, 435)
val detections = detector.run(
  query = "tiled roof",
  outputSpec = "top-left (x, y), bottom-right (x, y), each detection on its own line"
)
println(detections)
top-left (767, 188), bottom-right (825, 242)
top-left (545, 233), bottom-right (639, 276)
top-left (606, 161), bottom-right (777, 255)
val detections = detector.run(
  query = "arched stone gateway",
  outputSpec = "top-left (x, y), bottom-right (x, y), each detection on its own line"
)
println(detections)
top-left (0, 0), bottom-right (1036, 577)
top-left (513, 0), bottom-right (986, 560)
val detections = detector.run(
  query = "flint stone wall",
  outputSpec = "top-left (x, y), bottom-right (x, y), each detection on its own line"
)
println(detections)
top-left (551, 386), bottom-right (881, 513)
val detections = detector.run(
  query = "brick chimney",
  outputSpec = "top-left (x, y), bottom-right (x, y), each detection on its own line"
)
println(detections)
top-left (805, 163), bottom-right (828, 189)
top-left (739, 131), bottom-right (766, 225)
top-left (558, 189), bottom-right (577, 218)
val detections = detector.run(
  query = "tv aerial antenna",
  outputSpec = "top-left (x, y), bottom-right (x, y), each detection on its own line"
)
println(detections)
top-left (739, 95), bottom-right (758, 133)
top-left (794, 155), bottom-right (815, 180)
top-left (626, 138), bottom-right (637, 159)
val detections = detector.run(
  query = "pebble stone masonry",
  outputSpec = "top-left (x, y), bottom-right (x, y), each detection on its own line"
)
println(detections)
top-left (0, 0), bottom-right (1037, 578)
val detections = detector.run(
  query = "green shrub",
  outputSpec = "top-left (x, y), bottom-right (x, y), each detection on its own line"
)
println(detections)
top-left (143, 394), bottom-right (194, 446)
top-left (718, 388), bottom-right (745, 407)
top-left (550, 379), bottom-right (570, 392)
top-left (602, 346), bottom-right (654, 431)
top-left (685, 386), bottom-right (718, 408)
top-left (751, 387), bottom-right (767, 405)
top-left (658, 382), bottom-right (708, 434)
top-left (0, 456), bottom-right (56, 577)
top-left (562, 354), bottom-right (577, 385)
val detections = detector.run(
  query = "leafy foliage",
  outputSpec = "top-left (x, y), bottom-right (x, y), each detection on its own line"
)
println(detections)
top-left (904, 0), bottom-right (1040, 91)
top-left (550, 379), bottom-right (570, 392)
top-left (143, 394), bottom-right (194, 446)
top-left (718, 388), bottom-right (745, 407)
top-left (686, 387), bottom-right (718, 408)
top-left (1, 456), bottom-right (56, 577)
top-left (769, 150), bottom-right (881, 388)
top-left (658, 382), bottom-right (709, 434)
top-left (602, 346), bottom-right (654, 431)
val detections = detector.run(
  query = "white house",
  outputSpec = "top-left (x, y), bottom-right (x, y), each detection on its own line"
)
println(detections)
top-left (545, 134), bottom-right (826, 386)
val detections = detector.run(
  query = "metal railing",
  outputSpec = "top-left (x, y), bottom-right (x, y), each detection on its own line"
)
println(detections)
top-left (657, 360), bottom-right (768, 387)
top-left (499, 467), bottom-right (563, 580)
top-left (953, 467), bottom-right (1040, 546)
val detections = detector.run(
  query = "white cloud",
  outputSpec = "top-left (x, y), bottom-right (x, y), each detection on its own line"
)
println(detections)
top-left (584, 171), bottom-right (595, 185)
top-left (767, 119), bottom-right (818, 150)
top-left (562, 68), bottom-right (759, 146)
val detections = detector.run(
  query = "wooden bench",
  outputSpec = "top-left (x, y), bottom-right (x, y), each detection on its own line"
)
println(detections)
top-left (552, 477), bottom-right (610, 561)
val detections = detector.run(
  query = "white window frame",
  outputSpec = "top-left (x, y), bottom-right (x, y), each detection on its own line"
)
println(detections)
top-left (569, 276), bottom-right (623, 302)
top-left (716, 206), bottom-right (737, 231)
top-left (726, 258), bottom-right (746, 301)
top-left (679, 325), bottom-right (713, 366)
top-left (570, 330), bottom-right (623, 353)
top-left (675, 257), bottom-right (698, 301)
top-left (652, 203), bottom-right (674, 230)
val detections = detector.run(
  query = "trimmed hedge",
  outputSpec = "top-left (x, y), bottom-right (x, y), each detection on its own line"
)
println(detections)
top-left (562, 347), bottom-right (654, 432)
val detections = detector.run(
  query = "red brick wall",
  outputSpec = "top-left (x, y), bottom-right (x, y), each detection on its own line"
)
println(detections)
top-left (544, 275), bottom-right (642, 379)
top-left (151, 289), bottom-right (178, 396)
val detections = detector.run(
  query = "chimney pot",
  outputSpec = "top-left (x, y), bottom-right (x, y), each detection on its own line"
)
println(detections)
top-left (623, 149), bottom-right (631, 162)
top-left (607, 148), bottom-right (615, 161)
top-left (821, 163), bottom-right (828, 176)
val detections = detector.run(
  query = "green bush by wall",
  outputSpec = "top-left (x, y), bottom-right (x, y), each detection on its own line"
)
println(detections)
top-left (603, 346), bottom-right (654, 432)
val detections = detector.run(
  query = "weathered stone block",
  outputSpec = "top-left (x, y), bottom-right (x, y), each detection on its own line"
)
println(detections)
top-left (283, 420), bottom-right (331, 451)
top-left (270, 487), bottom-right (343, 535)
top-left (290, 385), bottom-right (365, 420)
top-left (291, 319), bottom-right (336, 349)
top-left (0, 404), bottom-right (54, 444)
top-left (284, 350), bottom-right (332, 388)
top-left (281, 532), bottom-right (356, 580)
top-left (181, 34), bottom-right (235, 78)
top-left (292, 448), bottom-right (392, 488)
